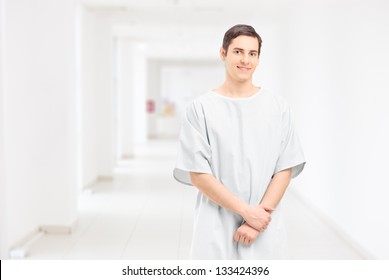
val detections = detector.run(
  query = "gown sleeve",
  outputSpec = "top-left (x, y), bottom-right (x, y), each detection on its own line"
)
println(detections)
top-left (274, 104), bottom-right (306, 178)
top-left (173, 101), bottom-right (212, 186)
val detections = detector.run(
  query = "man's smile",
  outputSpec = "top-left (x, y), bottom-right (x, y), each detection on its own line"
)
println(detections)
top-left (237, 66), bottom-right (251, 71)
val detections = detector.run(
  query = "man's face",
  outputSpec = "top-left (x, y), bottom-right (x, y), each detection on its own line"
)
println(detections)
top-left (221, 35), bottom-right (259, 83)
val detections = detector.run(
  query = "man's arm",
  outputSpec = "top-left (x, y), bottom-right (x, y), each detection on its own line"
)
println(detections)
top-left (259, 168), bottom-right (292, 210)
top-left (233, 168), bottom-right (292, 245)
top-left (190, 172), bottom-right (271, 232)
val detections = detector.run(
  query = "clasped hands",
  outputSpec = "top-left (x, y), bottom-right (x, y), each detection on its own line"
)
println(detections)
top-left (233, 204), bottom-right (273, 246)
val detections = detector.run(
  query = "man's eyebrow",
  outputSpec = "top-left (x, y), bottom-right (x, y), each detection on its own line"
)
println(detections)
top-left (232, 47), bottom-right (258, 53)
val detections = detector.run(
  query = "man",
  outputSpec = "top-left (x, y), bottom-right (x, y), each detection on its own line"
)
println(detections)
top-left (173, 24), bottom-right (305, 259)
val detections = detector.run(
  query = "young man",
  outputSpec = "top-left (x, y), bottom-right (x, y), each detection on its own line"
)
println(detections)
top-left (173, 24), bottom-right (305, 259)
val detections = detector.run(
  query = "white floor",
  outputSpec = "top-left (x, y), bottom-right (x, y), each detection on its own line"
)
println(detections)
top-left (25, 139), bottom-right (365, 260)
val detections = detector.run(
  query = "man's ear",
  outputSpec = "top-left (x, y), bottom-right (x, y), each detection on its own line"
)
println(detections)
top-left (220, 47), bottom-right (227, 60)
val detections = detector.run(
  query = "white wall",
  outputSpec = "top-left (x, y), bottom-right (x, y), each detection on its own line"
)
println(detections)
top-left (116, 38), bottom-right (131, 158)
top-left (113, 39), bottom-right (149, 158)
top-left (116, 39), bottom-right (136, 158)
top-left (81, 9), bottom-right (114, 182)
top-left (0, 0), bottom-right (7, 260)
top-left (146, 60), bottom-right (160, 138)
top-left (81, 7), bottom-right (99, 186)
top-left (280, 0), bottom-right (389, 259)
top-left (94, 13), bottom-right (115, 177)
top-left (1, 0), bottom-right (79, 257)
top-left (130, 44), bottom-right (148, 147)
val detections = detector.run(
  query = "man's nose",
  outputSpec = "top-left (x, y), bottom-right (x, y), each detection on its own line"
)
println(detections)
top-left (240, 54), bottom-right (249, 64)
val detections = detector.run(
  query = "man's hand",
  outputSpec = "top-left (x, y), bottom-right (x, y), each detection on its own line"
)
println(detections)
top-left (241, 205), bottom-right (273, 232)
top-left (233, 222), bottom-right (260, 245)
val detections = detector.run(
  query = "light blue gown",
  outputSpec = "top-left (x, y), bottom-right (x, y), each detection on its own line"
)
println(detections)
top-left (173, 89), bottom-right (305, 259)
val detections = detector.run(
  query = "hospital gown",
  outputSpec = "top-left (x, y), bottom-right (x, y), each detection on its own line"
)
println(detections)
top-left (173, 89), bottom-right (305, 259)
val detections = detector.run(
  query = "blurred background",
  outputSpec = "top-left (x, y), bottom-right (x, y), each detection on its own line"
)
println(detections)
top-left (0, 0), bottom-right (388, 259)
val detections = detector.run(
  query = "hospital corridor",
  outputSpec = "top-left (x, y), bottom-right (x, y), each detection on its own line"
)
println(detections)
top-left (13, 139), bottom-right (362, 260)
top-left (1, 0), bottom-right (389, 261)
top-left (21, 139), bottom-right (363, 260)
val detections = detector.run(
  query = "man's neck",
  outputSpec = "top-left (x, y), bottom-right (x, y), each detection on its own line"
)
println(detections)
top-left (214, 80), bottom-right (259, 98)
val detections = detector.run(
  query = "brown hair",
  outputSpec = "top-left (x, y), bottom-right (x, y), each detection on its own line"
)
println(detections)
top-left (222, 24), bottom-right (262, 55)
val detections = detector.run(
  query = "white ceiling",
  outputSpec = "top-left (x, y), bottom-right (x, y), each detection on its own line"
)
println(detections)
top-left (82, 0), bottom-right (291, 27)
top-left (81, 0), bottom-right (292, 59)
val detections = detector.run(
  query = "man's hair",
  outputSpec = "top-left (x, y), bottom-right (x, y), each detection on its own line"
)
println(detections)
top-left (222, 24), bottom-right (262, 55)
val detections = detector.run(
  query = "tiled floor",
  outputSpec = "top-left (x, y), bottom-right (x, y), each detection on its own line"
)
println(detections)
top-left (26, 140), bottom-right (365, 260)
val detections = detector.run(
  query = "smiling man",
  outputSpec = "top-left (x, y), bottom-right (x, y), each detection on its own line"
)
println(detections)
top-left (173, 24), bottom-right (306, 259)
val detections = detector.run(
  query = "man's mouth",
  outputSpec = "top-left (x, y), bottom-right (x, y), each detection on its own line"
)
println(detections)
top-left (237, 66), bottom-right (251, 71)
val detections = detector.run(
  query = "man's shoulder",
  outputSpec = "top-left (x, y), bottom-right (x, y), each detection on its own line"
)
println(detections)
top-left (193, 91), bottom-right (214, 102)
top-left (264, 88), bottom-right (289, 102)
top-left (187, 91), bottom-right (214, 108)
top-left (258, 89), bottom-right (291, 115)
top-left (184, 92), bottom-right (213, 119)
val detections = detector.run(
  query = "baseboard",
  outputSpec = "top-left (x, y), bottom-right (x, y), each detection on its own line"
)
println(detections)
top-left (8, 229), bottom-right (44, 259)
top-left (8, 220), bottom-right (78, 259)
top-left (97, 175), bottom-right (113, 182)
top-left (83, 175), bottom-right (114, 194)
top-left (39, 220), bottom-right (77, 234)
top-left (121, 154), bottom-right (135, 160)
